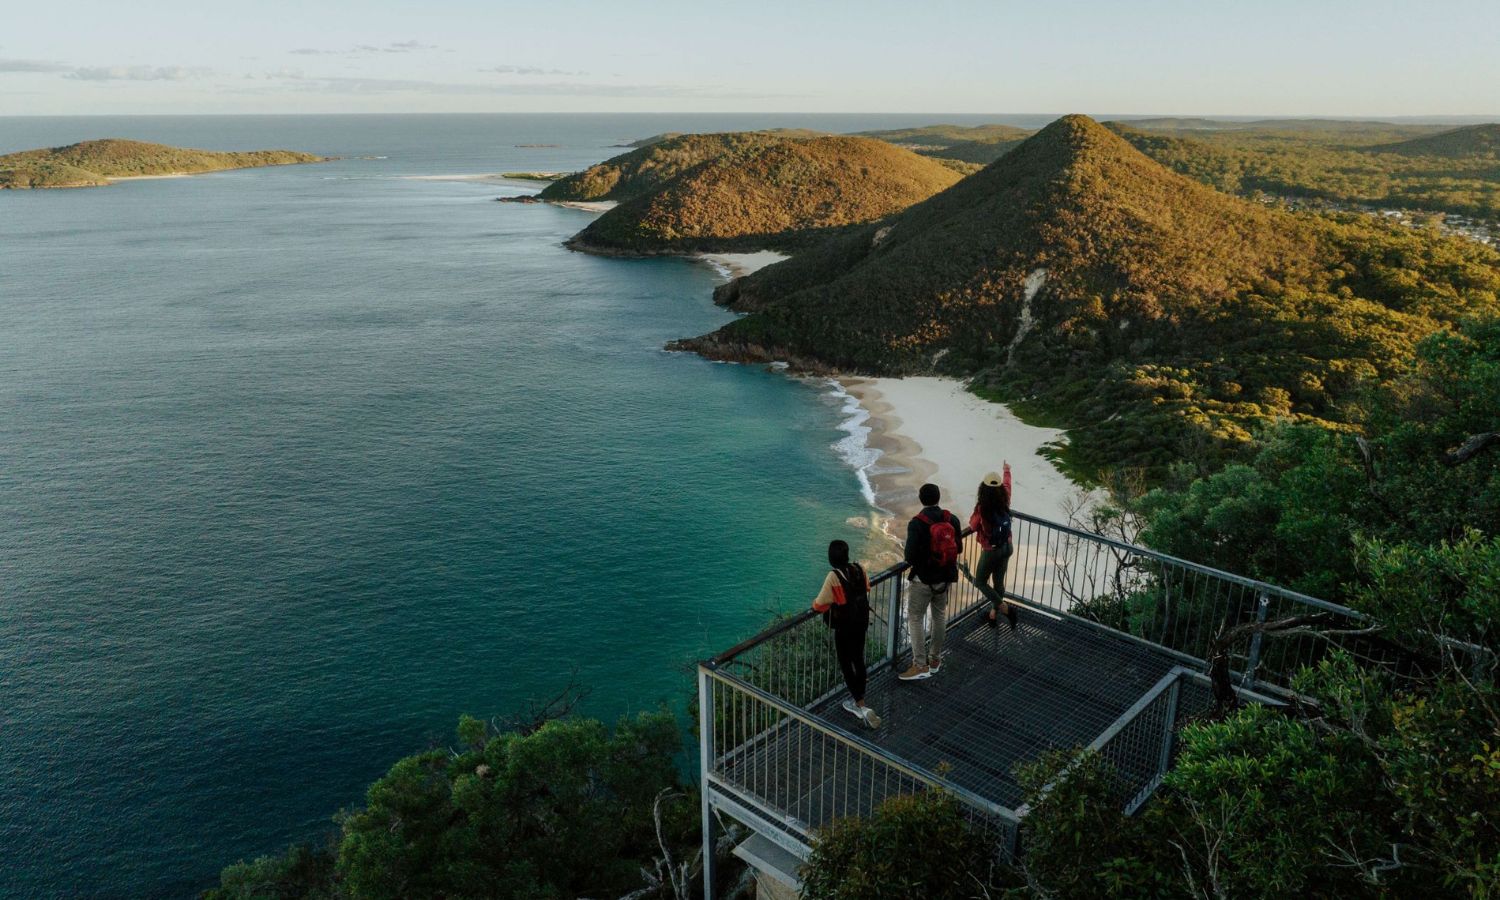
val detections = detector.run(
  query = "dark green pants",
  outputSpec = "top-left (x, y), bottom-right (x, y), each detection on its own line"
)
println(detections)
top-left (974, 544), bottom-right (1013, 614)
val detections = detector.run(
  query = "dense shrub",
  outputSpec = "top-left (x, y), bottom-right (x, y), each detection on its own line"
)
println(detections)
top-left (800, 792), bottom-right (1009, 900)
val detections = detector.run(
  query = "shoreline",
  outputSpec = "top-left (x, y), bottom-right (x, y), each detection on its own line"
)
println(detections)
top-left (695, 250), bottom-right (788, 279)
top-left (835, 376), bottom-right (1091, 542)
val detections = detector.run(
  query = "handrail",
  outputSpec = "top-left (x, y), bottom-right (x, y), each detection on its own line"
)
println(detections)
top-left (713, 510), bottom-right (1365, 669)
top-left (1009, 511), bottom-right (1366, 619)
top-left (703, 663), bottom-right (1021, 823)
top-left (711, 528), bottom-right (975, 665)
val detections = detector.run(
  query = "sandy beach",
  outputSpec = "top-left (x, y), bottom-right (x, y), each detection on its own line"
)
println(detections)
top-left (839, 376), bottom-right (1089, 528)
top-left (555, 200), bottom-right (618, 212)
top-left (696, 250), bottom-right (788, 278)
top-left (834, 376), bottom-right (1096, 589)
top-left (106, 173), bottom-right (194, 181)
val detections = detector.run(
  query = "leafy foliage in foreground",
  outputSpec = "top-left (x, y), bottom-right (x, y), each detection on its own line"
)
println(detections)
top-left (801, 792), bottom-right (1009, 900)
top-left (204, 712), bottom-right (696, 900)
top-left (0, 139), bottom-right (323, 189)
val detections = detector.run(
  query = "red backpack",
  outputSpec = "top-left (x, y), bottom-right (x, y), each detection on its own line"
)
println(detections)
top-left (918, 510), bottom-right (959, 568)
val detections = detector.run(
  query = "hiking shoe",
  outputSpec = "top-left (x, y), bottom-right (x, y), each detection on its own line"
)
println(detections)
top-left (898, 665), bottom-right (930, 681)
top-left (842, 698), bottom-right (860, 717)
top-left (928, 661), bottom-right (942, 675)
top-left (860, 707), bottom-right (882, 729)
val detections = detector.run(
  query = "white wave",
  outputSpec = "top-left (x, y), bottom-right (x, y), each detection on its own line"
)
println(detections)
top-left (700, 257), bottom-right (734, 280)
top-left (826, 379), bottom-right (880, 507)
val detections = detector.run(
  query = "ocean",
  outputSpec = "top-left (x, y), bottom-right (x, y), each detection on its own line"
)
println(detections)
top-left (0, 113), bottom-right (1006, 898)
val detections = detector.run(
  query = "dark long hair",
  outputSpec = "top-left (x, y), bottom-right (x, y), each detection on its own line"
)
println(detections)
top-left (827, 539), bottom-right (859, 581)
top-left (976, 480), bottom-right (1010, 521)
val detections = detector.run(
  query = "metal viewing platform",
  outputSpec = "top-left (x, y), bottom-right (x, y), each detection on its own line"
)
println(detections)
top-left (697, 511), bottom-right (1378, 897)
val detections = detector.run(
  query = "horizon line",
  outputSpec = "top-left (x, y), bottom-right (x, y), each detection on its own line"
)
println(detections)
top-left (2, 110), bottom-right (1498, 121)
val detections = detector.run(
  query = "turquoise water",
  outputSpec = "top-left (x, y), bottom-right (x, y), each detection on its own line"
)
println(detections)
top-left (0, 114), bottom-right (1007, 898)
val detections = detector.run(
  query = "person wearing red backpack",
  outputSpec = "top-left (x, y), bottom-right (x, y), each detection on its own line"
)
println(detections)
top-left (811, 540), bottom-right (881, 729)
top-left (899, 483), bottom-right (963, 681)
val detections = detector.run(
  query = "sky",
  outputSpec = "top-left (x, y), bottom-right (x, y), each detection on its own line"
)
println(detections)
top-left (2, 0), bottom-right (1498, 117)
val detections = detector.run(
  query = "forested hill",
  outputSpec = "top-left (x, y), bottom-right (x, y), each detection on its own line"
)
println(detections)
top-left (675, 114), bottom-right (1500, 474)
top-left (538, 132), bottom-right (801, 203)
top-left (853, 123), bottom-right (1033, 165)
top-left (564, 135), bottom-right (963, 254)
top-left (1373, 123), bottom-right (1500, 159)
top-left (0, 139), bottom-right (324, 189)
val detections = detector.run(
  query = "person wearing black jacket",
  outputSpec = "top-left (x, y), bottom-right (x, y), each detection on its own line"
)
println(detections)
top-left (899, 483), bottom-right (963, 681)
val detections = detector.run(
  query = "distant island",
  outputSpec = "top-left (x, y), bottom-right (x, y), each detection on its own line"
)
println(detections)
top-left (552, 132), bottom-right (962, 255)
top-left (0, 139), bottom-right (325, 189)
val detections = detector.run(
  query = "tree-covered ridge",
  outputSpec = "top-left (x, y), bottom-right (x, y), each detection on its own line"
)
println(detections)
top-left (1374, 123), bottom-right (1500, 159)
top-left (852, 123), bottom-right (1034, 167)
top-left (0, 139), bottom-right (324, 189)
top-left (566, 135), bottom-right (963, 254)
top-left (676, 114), bottom-right (1500, 475)
top-left (619, 127), bottom-right (827, 150)
top-left (539, 131), bottom-right (830, 203)
top-left (1108, 122), bottom-right (1500, 219)
top-left (1122, 116), bottom-right (1450, 139)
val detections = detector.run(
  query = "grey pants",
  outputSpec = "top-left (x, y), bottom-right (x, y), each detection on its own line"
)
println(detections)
top-left (975, 544), bottom-right (1014, 614)
top-left (907, 579), bottom-right (950, 667)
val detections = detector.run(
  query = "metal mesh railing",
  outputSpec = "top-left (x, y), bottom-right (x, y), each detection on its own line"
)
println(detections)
top-left (1077, 667), bottom-right (1247, 816)
top-left (1003, 512), bottom-right (1380, 691)
top-left (700, 509), bottom-right (1375, 882)
top-left (1089, 670), bottom-right (1181, 814)
top-left (709, 558), bottom-right (905, 709)
top-left (699, 664), bottom-right (1021, 857)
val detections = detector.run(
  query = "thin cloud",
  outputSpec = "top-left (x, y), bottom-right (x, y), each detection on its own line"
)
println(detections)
top-left (66, 65), bottom-right (215, 82)
top-left (254, 72), bottom-right (792, 99)
top-left (0, 58), bottom-right (71, 73)
top-left (290, 41), bottom-right (439, 56)
top-left (484, 65), bottom-right (587, 76)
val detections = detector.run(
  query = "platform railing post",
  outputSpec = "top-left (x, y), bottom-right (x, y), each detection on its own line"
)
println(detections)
top-left (698, 664), bottom-right (718, 900)
top-left (1157, 675), bottom-right (1181, 783)
top-left (887, 575), bottom-right (904, 664)
top-left (1241, 593), bottom-right (1270, 687)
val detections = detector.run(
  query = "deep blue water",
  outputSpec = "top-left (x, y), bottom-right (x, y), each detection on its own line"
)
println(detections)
top-left (0, 113), bottom-right (1006, 898)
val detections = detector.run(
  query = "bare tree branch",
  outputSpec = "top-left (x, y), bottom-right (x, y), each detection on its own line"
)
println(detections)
top-left (1442, 431), bottom-right (1500, 466)
top-left (495, 666), bottom-right (593, 737)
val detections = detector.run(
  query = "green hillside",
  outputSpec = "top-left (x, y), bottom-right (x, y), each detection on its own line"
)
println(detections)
top-left (676, 115), bottom-right (1500, 474)
top-left (541, 131), bottom-right (833, 202)
top-left (854, 123), bottom-right (1033, 148)
top-left (856, 123), bottom-right (1034, 166)
top-left (1122, 117), bottom-right (1450, 141)
top-left (1373, 123), bottom-right (1500, 159)
top-left (1109, 122), bottom-right (1500, 220)
top-left (0, 139), bottom-right (324, 189)
top-left (565, 135), bottom-right (963, 254)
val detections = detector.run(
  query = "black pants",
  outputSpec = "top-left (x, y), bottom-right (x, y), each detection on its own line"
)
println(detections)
top-left (834, 622), bottom-right (868, 702)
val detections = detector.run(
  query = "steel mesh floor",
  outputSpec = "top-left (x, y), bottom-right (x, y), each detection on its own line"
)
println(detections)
top-left (811, 606), bottom-right (1185, 809)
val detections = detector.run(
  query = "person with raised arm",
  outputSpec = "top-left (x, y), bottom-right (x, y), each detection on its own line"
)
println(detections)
top-left (969, 463), bottom-right (1018, 629)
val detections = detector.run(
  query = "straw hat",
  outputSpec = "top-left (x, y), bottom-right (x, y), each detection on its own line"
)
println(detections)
top-left (982, 471), bottom-right (1004, 487)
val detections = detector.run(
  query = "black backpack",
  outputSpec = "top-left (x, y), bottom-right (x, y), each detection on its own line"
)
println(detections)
top-left (825, 563), bottom-right (870, 629)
